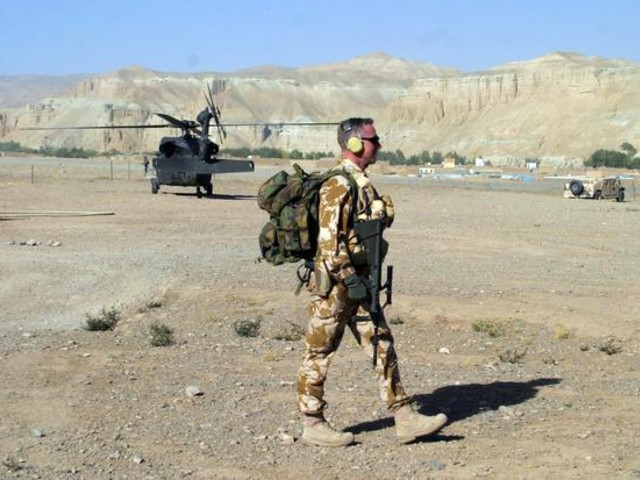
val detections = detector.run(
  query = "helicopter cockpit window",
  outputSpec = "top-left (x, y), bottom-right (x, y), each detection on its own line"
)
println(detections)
top-left (159, 139), bottom-right (177, 157)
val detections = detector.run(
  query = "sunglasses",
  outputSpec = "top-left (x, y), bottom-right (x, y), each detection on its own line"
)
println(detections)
top-left (361, 135), bottom-right (380, 144)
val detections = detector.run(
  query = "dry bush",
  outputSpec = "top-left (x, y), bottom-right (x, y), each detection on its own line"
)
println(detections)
top-left (233, 316), bottom-right (262, 338)
top-left (83, 306), bottom-right (120, 331)
top-left (472, 319), bottom-right (505, 338)
top-left (598, 336), bottom-right (623, 355)
top-left (274, 321), bottom-right (305, 341)
top-left (149, 322), bottom-right (174, 347)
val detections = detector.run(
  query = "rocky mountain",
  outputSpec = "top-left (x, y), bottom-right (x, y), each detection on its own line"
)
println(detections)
top-left (1, 52), bottom-right (639, 165)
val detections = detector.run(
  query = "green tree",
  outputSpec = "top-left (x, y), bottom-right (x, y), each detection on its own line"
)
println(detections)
top-left (586, 149), bottom-right (628, 168)
top-left (406, 154), bottom-right (421, 166)
top-left (621, 142), bottom-right (637, 158)
top-left (378, 151), bottom-right (402, 165)
top-left (0, 141), bottom-right (37, 153)
top-left (420, 150), bottom-right (432, 165)
top-left (628, 157), bottom-right (640, 170)
top-left (289, 149), bottom-right (304, 160)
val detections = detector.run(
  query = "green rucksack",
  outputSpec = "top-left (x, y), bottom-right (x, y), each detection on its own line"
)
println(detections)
top-left (257, 163), bottom-right (357, 266)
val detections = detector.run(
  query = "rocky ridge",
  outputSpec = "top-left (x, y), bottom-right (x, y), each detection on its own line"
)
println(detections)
top-left (1, 52), bottom-right (639, 164)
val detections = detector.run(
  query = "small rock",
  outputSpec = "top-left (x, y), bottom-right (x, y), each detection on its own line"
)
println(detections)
top-left (438, 347), bottom-right (450, 354)
top-left (498, 405), bottom-right (515, 416)
top-left (279, 433), bottom-right (295, 445)
top-left (31, 428), bottom-right (44, 438)
top-left (186, 386), bottom-right (203, 397)
top-left (427, 459), bottom-right (445, 471)
top-left (132, 456), bottom-right (144, 464)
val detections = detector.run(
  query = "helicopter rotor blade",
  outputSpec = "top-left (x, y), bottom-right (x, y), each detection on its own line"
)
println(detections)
top-left (156, 113), bottom-right (202, 135)
top-left (222, 122), bottom-right (340, 127)
top-left (205, 82), bottom-right (226, 143)
top-left (20, 124), bottom-right (172, 131)
top-left (155, 113), bottom-right (191, 130)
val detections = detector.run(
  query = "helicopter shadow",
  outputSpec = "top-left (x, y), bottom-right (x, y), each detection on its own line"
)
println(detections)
top-left (345, 377), bottom-right (561, 442)
top-left (172, 193), bottom-right (257, 201)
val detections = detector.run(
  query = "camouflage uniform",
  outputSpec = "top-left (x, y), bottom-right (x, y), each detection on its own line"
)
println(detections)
top-left (296, 158), bottom-right (411, 415)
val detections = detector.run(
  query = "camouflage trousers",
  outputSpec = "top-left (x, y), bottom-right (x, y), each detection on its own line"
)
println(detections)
top-left (296, 283), bottom-right (411, 415)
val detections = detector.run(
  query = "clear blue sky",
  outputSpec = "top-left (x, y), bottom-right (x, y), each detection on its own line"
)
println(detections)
top-left (1, 0), bottom-right (638, 76)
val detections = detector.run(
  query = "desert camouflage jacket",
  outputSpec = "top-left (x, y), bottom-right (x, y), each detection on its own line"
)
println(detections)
top-left (313, 158), bottom-right (394, 292)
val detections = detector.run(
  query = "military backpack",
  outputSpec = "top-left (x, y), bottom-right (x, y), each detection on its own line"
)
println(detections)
top-left (257, 163), bottom-right (357, 266)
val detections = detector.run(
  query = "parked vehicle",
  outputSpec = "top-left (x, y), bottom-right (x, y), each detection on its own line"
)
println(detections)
top-left (564, 176), bottom-right (625, 202)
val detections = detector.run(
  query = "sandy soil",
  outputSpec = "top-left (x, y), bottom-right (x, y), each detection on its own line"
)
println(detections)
top-left (1, 156), bottom-right (639, 479)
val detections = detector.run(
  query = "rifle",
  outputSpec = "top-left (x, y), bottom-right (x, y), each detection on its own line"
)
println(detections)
top-left (352, 219), bottom-right (393, 367)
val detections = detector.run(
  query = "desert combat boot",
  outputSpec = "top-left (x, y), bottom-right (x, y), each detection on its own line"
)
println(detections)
top-left (394, 405), bottom-right (448, 444)
top-left (301, 415), bottom-right (354, 447)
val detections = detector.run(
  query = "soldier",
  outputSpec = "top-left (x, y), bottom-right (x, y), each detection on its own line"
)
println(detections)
top-left (297, 117), bottom-right (448, 447)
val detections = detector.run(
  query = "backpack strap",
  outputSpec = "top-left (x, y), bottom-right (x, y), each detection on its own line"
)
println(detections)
top-left (322, 168), bottom-right (358, 211)
top-left (333, 168), bottom-right (359, 225)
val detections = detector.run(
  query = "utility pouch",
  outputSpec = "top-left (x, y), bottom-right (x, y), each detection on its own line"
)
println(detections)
top-left (350, 250), bottom-right (369, 268)
top-left (312, 263), bottom-right (333, 297)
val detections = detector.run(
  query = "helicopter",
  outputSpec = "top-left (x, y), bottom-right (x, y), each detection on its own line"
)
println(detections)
top-left (22, 84), bottom-right (256, 198)
top-left (147, 84), bottom-right (256, 197)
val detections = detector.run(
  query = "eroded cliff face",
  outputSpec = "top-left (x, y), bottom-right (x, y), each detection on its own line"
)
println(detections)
top-left (1, 52), bottom-right (639, 163)
top-left (385, 57), bottom-right (640, 159)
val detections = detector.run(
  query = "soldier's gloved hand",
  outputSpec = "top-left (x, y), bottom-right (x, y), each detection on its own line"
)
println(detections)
top-left (344, 274), bottom-right (368, 301)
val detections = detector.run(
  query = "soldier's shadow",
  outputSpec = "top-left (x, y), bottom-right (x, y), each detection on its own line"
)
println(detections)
top-left (346, 377), bottom-right (561, 441)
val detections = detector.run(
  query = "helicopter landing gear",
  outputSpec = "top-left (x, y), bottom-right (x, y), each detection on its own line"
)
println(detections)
top-left (196, 181), bottom-right (213, 198)
top-left (151, 179), bottom-right (160, 194)
top-left (195, 174), bottom-right (213, 198)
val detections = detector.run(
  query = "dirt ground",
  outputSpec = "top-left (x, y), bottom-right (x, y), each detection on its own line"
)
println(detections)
top-left (1, 156), bottom-right (639, 479)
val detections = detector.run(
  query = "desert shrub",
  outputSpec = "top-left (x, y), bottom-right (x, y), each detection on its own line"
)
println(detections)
top-left (83, 306), bottom-right (120, 331)
top-left (149, 323), bottom-right (174, 347)
top-left (554, 324), bottom-right (571, 340)
top-left (233, 316), bottom-right (262, 338)
top-left (137, 299), bottom-right (163, 313)
top-left (598, 336), bottom-right (622, 355)
top-left (263, 350), bottom-right (279, 361)
top-left (389, 315), bottom-right (405, 325)
top-left (499, 347), bottom-right (527, 364)
top-left (472, 319), bottom-right (505, 338)
top-left (274, 321), bottom-right (305, 341)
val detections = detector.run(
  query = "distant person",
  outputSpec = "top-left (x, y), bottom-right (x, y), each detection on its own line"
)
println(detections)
top-left (296, 117), bottom-right (448, 447)
top-left (143, 156), bottom-right (149, 174)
